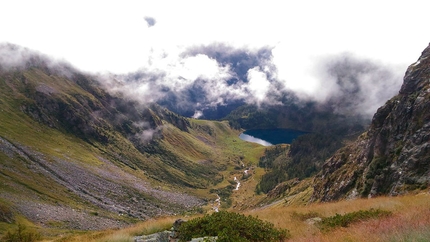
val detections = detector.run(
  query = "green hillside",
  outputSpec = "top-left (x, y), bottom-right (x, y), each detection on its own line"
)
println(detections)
top-left (0, 64), bottom-right (264, 233)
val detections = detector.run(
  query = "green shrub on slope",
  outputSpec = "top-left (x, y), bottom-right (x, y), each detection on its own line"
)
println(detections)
top-left (178, 211), bottom-right (289, 242)
top-left (319, 208), bottom-right (392, 231)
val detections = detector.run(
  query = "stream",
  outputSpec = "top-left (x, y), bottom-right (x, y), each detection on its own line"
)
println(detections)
top-left (234, 176), bottom-right (240, 190)
top-left (212, 169), bottom-right (248, 212)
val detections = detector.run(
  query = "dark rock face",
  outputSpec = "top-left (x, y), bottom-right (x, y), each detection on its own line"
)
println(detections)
top-left (312, 43), bottom-right (430, 201)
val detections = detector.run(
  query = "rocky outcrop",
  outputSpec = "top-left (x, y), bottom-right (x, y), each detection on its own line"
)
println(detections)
top-left (312, 43), bottom-right (430, 201)
top-left (134, 219), bottom-right (218, 242)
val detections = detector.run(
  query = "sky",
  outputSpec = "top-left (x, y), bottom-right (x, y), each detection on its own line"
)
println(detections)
top-left (1, 0), bottom-right (430, 117)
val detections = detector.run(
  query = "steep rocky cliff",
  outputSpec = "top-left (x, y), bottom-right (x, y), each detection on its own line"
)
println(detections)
top-left (312, 43), bottom-right (430, 201)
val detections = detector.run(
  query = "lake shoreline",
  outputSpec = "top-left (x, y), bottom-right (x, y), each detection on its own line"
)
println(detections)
top-left (239, 128), bottom-right (309, 146)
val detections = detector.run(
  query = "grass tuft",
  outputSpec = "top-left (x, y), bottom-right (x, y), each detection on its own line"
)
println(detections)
top-left (291, 211), bottom-right (321, 221)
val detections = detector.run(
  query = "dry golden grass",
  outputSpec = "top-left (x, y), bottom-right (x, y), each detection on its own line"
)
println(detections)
top-left (42, 192), bottom-right (430, 241)
top-left (245, 192), bottom-right (430, 241)
top-left (49, 216), bottom-right (181, 242)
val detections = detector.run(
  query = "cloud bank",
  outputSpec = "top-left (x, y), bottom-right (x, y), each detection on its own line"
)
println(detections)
top-left (316, 53), bottom-right (404, 116)
top-left (0, 42), bottom-right (407, 120)
top-left (2, 0), bottom-right (427, 120)
top-left (99, 43), bottom-right (405, 119)
top-left (0, 43), bottom-right (76, 78)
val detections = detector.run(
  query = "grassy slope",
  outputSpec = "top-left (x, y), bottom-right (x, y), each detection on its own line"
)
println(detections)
top-left (0, 67), bottom-right (262, 183)
top-left (0, 70), bottom-right (116, 235)
top-left (186, 119), bottom-right (266, 205)
top-left (0, 67), bottom-right (267, 237)
top-left (60, 192), bottom-right (430, 242)
top-left (0, 71), bottom-right (101, 204)
top-left (247, 192), bottom-right (430, 241)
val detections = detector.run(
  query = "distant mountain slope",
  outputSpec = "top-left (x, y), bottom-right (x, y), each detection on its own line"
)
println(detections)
top-left (224, 99), bottom-right (367, 195)
top-left (312, 43), bottom-right (430, 201)
top-left (0, 45), bottom-right (261, 230)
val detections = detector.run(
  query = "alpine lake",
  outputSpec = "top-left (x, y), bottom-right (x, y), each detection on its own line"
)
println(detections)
top-left (239, 128), bottom-right (309, 146)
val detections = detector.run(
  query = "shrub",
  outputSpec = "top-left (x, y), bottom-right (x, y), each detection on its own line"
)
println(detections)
top-left (178, 211), bottom-right (289, 242)
top-left (318, 208), bottom-right (392, 231)
top-left (2, 224), bottom-right (41, 242)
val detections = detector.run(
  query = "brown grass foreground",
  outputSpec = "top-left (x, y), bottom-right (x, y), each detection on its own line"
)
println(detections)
top-left (37, 192), bottom-right (430, 241)
top-left (246, 192), bottom-right (430, 241)
top-left (47, 216), bottom-right (181, 242)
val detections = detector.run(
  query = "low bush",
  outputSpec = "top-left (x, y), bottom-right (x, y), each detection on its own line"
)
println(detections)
top-left (318, 208), bottom-right (392, 231)
top-left (178, 211), bottom-right (289, 242)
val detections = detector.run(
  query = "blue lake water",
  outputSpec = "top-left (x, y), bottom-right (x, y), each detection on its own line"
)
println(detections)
top-left (239, 128), bottom-right (309, 146)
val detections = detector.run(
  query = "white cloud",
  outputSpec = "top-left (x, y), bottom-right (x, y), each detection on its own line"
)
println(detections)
top-left (192, 110), bottom-right (203, 119)
top-left (246, 67), bottom-right (271, 105)
top-left (176, 54), bottom-right (229, 84)
top-left (2, 0), bottom-right (429, 75)
top-left (135, 126), bottom-right (163, 143)
top-left (2, 0), bottom-right (430, 117)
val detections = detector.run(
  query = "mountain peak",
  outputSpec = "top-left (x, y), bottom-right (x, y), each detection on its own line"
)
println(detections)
top-left (312, 43), bottom-right (430, 201)
top-left (400, 42), bottom-right (430, 95)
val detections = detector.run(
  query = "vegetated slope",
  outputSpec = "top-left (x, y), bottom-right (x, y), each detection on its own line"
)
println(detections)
top-left (226, 101), bottom-right (366, 196)
top-left (225, 101), bottom-right (367, 133)
top-left (312, 43), bottom-right (430, 201)
top-left (0, 44), bottom-right (260, 230)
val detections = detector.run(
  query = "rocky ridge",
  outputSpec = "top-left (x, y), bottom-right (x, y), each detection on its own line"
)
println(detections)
top-left (312, 43), bottom-right (430, 201)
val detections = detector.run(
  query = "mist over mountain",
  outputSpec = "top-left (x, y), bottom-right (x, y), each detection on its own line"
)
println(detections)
top-left (1, 40), bottom-right (403, 123)
top-left (182, 43), bottom-right (276, 86)
top-left (0, 43), bottom-right (76, 78)
top-left (99, 43), bottom-right (403, 121)
top-left (317, 53), bottom-right (404, 117)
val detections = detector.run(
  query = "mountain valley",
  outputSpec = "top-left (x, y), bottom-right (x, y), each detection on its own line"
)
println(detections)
top-left (0, 42), bottom-right (429, 241)
top-left (0, 47), bottom-right (266, 233)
